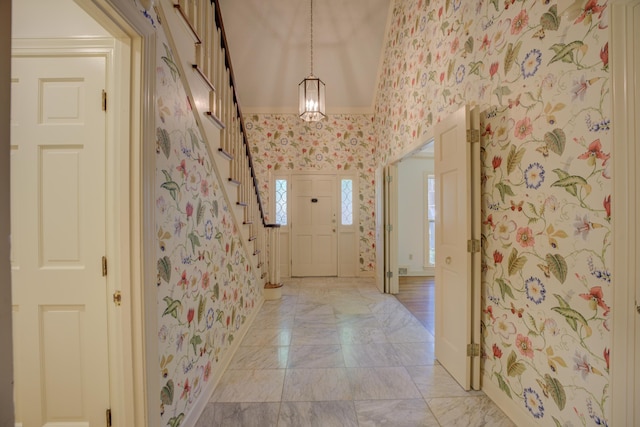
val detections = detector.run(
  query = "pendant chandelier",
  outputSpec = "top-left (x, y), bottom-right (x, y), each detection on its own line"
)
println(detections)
top-left (299, 0), bottom-right (326, 122)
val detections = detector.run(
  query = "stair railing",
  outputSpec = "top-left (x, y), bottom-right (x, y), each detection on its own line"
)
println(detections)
top-left (172, 0), bottom-right (282, 295)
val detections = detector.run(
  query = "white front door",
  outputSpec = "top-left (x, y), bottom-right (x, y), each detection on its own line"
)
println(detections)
top-left (291, 174), bottom-right (337, 276)
top-left (434, 105), bottom-right (481, 390)
top-left (11, 54), bottom-right (110, 426)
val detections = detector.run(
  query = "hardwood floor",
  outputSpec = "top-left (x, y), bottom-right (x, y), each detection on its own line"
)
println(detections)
top-left (395, 276), bottom-right (435, 336)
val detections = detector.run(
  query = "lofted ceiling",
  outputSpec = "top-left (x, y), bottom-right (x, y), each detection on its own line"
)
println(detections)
top-left (218, 0), bottom-right (393, 115)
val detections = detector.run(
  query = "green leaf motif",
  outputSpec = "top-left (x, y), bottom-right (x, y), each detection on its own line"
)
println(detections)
top-left (468, 61), bottom-right (482, 76)
top-left (188, 232), bottom-right (201, 253)
top-left (549, 41), bottom-right (584, 65)
top-left (507, 350), bottom-right (526, 377)
top-left (157, 127), bottom-right (171, 159)
top-left (551, 306), bottom-right (591, 336)
top-left (188, 128), bottom-right (200, 149)
top-left (495, 373), bottom-right (512, 398)
top-left (551, 169), bottom-right (577, 197)
top-left (546, 253), bottom-right (567, 283)
top-left (497, 278), bottom-right (515, 300)
top-left (158, 256), bottom-right (171, 283)
top-left (540, 5), bottom-right (560, 31)
top-left (544, 128), bottom-right (566, 155)
top-left (496, 182), bottom-right (515, 203)
top-left (160, 379), bottom-right (174, 405)
top-left (552, 175), bottom-right (589, 188)
top-left (196, 200), bottom-right (205, 226)
top-left (508, 248), bottom-right (527, 276)
top-left (507, 145), bottom-right (526, 175)
top-left (553, 294), bottom-right (577, 329)
top-left (190, 334), bottom-right (202, 355)
top-left (493, 85), bottom-right (512, 105)
top-left (465, 36), bottom-right (474, 54)
top-left (504, 41), bottom-right (522, 75)
top-left (168, 414), bottom-right (185, 427)
top-left (551, 174), bottom-right (589, 198)
top-left (161, 44), bottom-right (180, 81)
top-left (212, 200), bottom-right (219, 217)
top-left (162, 296), bottom-right (182, 319)
top-left (553, 293), bottom-right (570, 308)
top-left (545, 374), bottom-right (567, 410)
top-left (161, 181), bottom-right (180, 201)
top-left (447, 59), bottom-right (456, 81)
top-left (197, 295), bottom-right (205, 324)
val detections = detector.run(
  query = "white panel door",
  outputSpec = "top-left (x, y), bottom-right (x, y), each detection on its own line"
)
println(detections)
top-left (11, 55), bottom-right (110, 427)
top-left (434, 105), bottom-right (481, 390)
top-left (291, 174), bottom-right (337, 276)
top-left (375, 167), bottom-right (385, 292)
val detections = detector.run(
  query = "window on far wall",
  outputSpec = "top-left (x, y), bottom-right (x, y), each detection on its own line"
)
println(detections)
top-left (275, 178), bottom-right (287, 225)
top-left (426, 174), bottom-right (435, 266)
top-left (341, 179), bottom-right (353, 225)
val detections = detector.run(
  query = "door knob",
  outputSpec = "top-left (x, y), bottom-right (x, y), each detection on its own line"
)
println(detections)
top-left (445, 256), bottom-right (452, 265)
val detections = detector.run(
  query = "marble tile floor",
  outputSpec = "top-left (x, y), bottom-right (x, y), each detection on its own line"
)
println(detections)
top-left (196, 277), bottom-right (515, 427)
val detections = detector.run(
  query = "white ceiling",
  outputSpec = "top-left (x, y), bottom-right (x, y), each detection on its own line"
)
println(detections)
top-left (218, 0), bottom-right (393, 115)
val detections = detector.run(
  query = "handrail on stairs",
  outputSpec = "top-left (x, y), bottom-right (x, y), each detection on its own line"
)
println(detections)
top-left (211, 0), bottom-right (267, 227)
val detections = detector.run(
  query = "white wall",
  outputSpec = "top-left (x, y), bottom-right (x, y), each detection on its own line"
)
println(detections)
top-left (397, 156), bottom-right (433, 275)
top-left (12, 0), bottom-right (110, 38)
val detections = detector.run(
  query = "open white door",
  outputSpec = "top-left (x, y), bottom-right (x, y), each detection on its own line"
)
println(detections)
top-left (375, 167), bottom-right (385, 292)
top-left (383, 165), bottom-right (399, 294)
top-left (434, 105), bottom-right (481, 390)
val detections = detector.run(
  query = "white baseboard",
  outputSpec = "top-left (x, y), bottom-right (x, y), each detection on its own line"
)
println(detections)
top-left (482, 375), bottom-right (537, 427)
top-left (179, 296), bottom-right (266, 427)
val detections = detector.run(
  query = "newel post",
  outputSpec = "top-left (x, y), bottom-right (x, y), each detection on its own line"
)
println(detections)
top-left (263, 224), bottom-right (282, 300)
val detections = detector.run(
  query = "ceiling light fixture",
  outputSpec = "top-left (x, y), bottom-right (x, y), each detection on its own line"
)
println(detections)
top-left (299, 0), bottom-right (326, 122)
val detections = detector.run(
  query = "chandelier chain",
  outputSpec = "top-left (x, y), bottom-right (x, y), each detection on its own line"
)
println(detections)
top-left (310, 0), bottom-right (313, 76)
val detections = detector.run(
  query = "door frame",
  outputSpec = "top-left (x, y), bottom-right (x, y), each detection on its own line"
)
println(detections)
top-left (611, 0), bottom-right (639, 425)
top-left (383, 164), bottom-right (399, 293)
top-left (48, 0), bottom-right (158, 425)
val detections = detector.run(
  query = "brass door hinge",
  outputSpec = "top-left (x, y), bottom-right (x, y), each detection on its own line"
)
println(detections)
top-left (102, 256), bottom-right (108, 276)
top-left (106, 408), bottom-right (112, 427)
top-left (466, 129), bottom-right (479, 143)
top-left (467, 239), bottom-right (480, 253)
top-left (102, 90), bottom-right (107, 111)
top-left (467, 343), bottom-right (480, 357)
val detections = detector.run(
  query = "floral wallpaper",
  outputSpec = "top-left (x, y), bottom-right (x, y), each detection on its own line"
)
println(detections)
top-left (140, 4), bottom-right (262, 425)
top-left (244, 114), bottom-right (378, 273)
top-left (375, 0), bottom-right (611, 425)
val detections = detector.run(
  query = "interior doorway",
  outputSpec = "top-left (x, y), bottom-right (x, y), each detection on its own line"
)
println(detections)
top-left (10, 0), bottom-right (148, 425)
top-left (393, 141), bottom-right (437, 334)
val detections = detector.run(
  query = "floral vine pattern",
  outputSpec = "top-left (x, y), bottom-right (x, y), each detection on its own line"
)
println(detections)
top-left (138, 0), bottom-right (614, 424)
top-left (375, 0), bottom-right (611, 424)
top-left (149, 8), bottom-right (261, 426)
top-left (245, 114), bottom-right (378, 272)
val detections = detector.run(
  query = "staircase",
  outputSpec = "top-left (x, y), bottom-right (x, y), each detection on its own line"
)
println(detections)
top-left (157, 0), bottom-right (282, 298)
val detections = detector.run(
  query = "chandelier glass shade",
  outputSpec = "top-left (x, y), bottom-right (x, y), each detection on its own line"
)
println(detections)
top-left (299, 75), bottom-right (325, 122)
